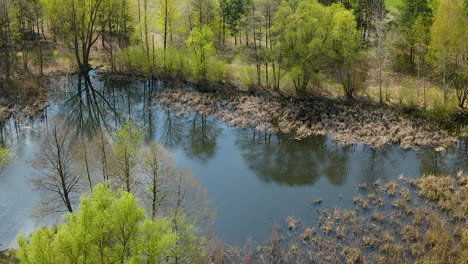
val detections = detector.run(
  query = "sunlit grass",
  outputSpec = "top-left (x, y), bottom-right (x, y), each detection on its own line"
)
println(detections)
top-left (386, 0), bottom-right (402, 9)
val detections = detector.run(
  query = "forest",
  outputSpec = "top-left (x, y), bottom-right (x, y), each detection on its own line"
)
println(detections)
top-left (0, 0), bottom-right (467, 111)
top-left (0, 0), bottom-right (467, 263)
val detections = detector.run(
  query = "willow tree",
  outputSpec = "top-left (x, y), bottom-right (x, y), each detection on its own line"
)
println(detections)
top-left (41, 0), bottom-right (122, 72)
top-left (273, 0), bottom-right (349, 94)
top-left (429, 0), bottom-right (468, 105)
top-left (330, 4), bottom-right (364, 99)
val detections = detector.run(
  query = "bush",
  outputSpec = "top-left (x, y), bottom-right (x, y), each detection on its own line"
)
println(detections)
top-left (206, 58), bottom-right (226, 82)
top-left (115, 46), bottom-right (151, 76)
top-left (400, 77), bottom-right (418, 107)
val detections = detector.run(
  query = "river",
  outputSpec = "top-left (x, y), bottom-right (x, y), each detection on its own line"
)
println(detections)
top-left (0, 72), bottom-right (466, 250)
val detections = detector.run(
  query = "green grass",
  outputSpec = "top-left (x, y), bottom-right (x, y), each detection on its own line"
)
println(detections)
top-left (386, 0), bottom-right (403, 9)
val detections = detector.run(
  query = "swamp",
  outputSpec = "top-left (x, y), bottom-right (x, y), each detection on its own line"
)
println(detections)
top-left (0, 0), bottom-right (467, 263)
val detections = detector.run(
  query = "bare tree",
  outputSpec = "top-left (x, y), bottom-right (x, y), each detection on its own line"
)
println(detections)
top-left (72, 135), bottom-right (94, 190)
top-left (370, 0), bottom-right (387, 104)
top-left (142, 142), bottom-right (174, 219)
top-left (169, 168), bottom-right (215, 264)
top-left (31, 118), bottom-right (80, 214)
top-left (91, 128), bottom-right (112, 181)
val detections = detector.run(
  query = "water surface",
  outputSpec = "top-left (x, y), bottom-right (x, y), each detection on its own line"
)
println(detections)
top-left (1, 73), bottom-right (466, 249)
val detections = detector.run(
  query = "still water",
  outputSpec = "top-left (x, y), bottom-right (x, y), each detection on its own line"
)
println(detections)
top-left (0, 72), bottom-right (467, 249)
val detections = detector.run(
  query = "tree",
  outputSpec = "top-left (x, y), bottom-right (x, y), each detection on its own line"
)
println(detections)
top-left (100, 0), bottom-right (132, 70)
top-left (0, 142), bottom-right (14, 173)
top-left (143, 142), bottom-right (174, 220)
top-left (398, 0), bottom-right (432, 72)
top-left (0, 0), bottom-right (14, 84)
top-left (31, 118), bottom-right (80, 213)
top-left (189, 0), bottom-right (218, 28)
top-left (91, 128), bottom-right (112, 181)
top-left (330, 4), bottom-right (364, 98)
top-left (223, 0), bottom-right (251, 45)
top-left (157, 0), bottom-right (179, 55)
top-left (41, 0), bottom-right (120, 72)
top-left (73, 135), bottom-right (94, 189)
top-left (429, 0), bottom-right (468, 105)
top-left (168, 169), bottom-right (213, 264)
top-left (17, 182), bottom-right (178, 263)
top-left (111, 120), bottom-right (144, 193)
top-left (273, 0), bottom-right (359, 94)
top-left (370, 0), bottom-right (387, 103)
top-left (187, 25), bottom-right (215, 80)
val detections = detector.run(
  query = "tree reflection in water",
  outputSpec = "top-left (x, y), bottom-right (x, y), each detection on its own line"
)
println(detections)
top-left (234, 130), bottom-right (351, 186)
top-left (59, 73), bottom-right (119, 137)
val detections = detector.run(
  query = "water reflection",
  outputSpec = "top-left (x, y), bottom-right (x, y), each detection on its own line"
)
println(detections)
top-left (184, 114), bottom-right (221, 163)
top-left (50, 73), bottom-right (468, 187)
top-left (234, 131), bottom-right (350, 186)
top-left (59, 73), bottom-right (119, 136)
top-left (418, 138), bottom-right (468, 174)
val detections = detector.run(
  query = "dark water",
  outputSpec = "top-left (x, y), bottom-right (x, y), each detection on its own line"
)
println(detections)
top-left (0, 72), bottom-right (467, 249)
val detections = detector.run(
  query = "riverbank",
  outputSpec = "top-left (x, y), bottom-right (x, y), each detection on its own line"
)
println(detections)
top-left (0, 77), bottom-right (49, 122)
top-left (156, 87), bottom-right (461, 150)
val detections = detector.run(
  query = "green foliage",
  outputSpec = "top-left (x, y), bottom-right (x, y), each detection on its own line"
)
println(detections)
top-left (17, 182), bottom-right (177, 264)
top-left (386, 0), bottom-right (402, 9)
top-left (221, 0), bottom-right (252, 36)
top-left (116, 46), bottom-right (151, 75)
top-left (112, 120), bottom-right (144, 192)
top-left (115, 120), bottom-right (144, 152)
top-left (423, 86), bottom-right (460, 123)
top-left (273, 0), bottom-right (363, 95)
top-left (0, 143), bottom-right (14, 172)
top-left (399, 77), bottom-right (418, 107)
top-left (429, 0), bottom-right (467, 104)
top-left (187, 25), bottom-right (216, 81)
top-left (41, 0), bottom-right (129, 71)
top-left (330, 4), bottom-right (365, 98)
top-left (393, 0), bottom-right (433, 72)
top-left (116, 46), bottom-right (190, 78)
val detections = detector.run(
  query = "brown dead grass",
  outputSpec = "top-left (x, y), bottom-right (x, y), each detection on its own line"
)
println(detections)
top-left (156, 89), bottom-right (457, 150)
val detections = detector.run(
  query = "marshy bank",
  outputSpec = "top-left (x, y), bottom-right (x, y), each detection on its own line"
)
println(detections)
top-left (156, 88), bottom-right (462, 150)
top-left (0, 78), bottom-right (50, 123)
top-left (210, 171), bottom-right (468, 264)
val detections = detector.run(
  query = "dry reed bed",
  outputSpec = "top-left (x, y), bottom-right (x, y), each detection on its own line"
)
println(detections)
top-left (156, 89), bottom-right (457, 150)
top-left (209, 172), bottom-right (468, 264)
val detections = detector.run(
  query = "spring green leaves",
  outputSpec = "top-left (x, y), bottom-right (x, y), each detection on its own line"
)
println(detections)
top-left (0, 143), bottom-right (14, 173)
top-left (17, 182), bottom-right (178, 263)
